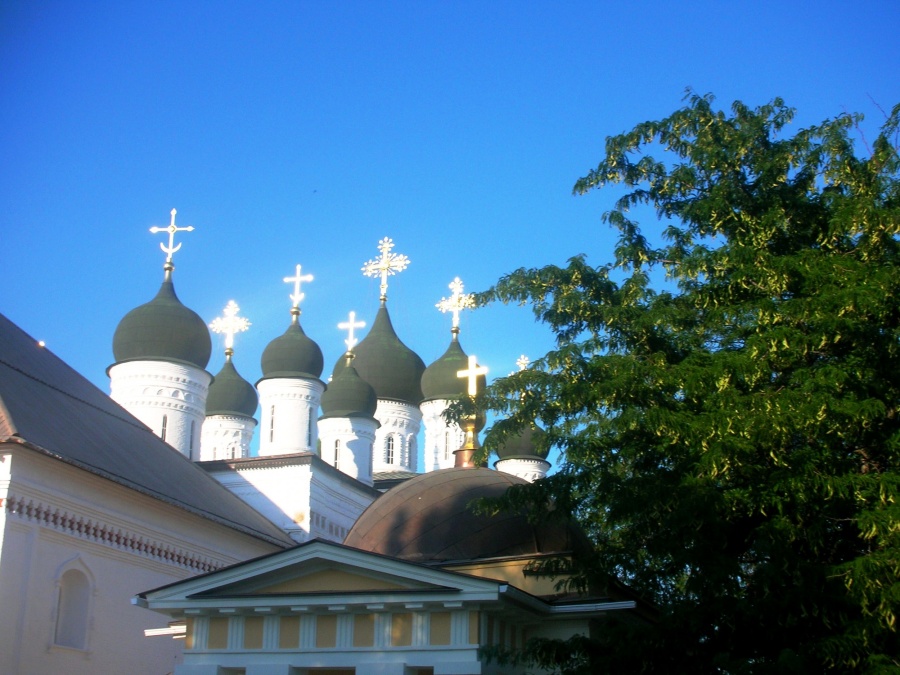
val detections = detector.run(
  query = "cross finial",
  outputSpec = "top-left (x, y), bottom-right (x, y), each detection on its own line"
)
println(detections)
top-left (457, 354), bottom-right (488, 397)
top-left (338, 311), bottom-right (366, 352)
top-left (517, 355), bottom-right (530, 371)
top-left (362, 237), bottom-right (410, 301)
top-left (284, 264), bottom-right (314, 311)
top-left (209, 300), bottom-right (251, 353)
top-left (149, 209), bottom-right (195, 264)
top-left (437, 276), bottom-right (475, 330)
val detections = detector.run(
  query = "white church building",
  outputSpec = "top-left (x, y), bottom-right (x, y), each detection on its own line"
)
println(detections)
top-left (0, 214), bottom-right (645, 675)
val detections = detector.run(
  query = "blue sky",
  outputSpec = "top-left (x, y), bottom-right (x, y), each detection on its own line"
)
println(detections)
top-left (2, 1), bottom-right (899, 461)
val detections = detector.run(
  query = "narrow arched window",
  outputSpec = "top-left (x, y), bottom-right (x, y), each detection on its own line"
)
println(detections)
top-left (189, 420), bottom-right (195, 451)
top-left (55, 569), bottom-right (90, 649)
top-left (160, 415), bottom-right (168, 441)
top-left (307, 407), bottom-right (314, 447)
top-left (385, 435), bottom-right (394, 464)
top-left (334, 439), bottom-right (341, 469)
top-left (269, 405), bottom-right (276, 442)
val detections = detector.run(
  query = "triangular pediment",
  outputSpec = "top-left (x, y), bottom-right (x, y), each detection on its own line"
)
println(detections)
top-left (138, 540), bottom-right (502, 610)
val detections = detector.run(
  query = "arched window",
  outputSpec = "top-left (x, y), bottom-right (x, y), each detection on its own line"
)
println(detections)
top-left (189, 420), bottom-right (195, 451)
top-left (385, 435), bottom-right (394, 464)
top-left (54, 568), bottom-right (91, 649)
top-left (269, 405), bottom-right (276, 442)
top-left (160, 414), bottom-right (168, 441)
top-left (307, 407), bottom-right (314, 447)
top-left (334, 439), bottom-right (341, 469)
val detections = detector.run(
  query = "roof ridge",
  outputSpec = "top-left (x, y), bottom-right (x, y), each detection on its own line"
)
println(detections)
top-left (0, 356), bottom-right (152, 437)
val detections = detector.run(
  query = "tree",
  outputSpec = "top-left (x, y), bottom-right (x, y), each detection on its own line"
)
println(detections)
top-left (477, 94), bottom-right (900, 673)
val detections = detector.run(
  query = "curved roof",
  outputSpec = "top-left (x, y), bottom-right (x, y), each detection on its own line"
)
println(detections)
top-left (320, 357), bottom-right (378, 420)
top-left (112, 277), bottom-right (211, 369)
top-left (259, 318), bottom-right (324, 381)
top-left (421, 334), bottom-right (485, 402)
top-left (344, 467), bottom-right (582, 563)
top-left (206, 357), bottom-right (259, 418)
top-left (350, 304), bottom-right (425, 405)
top-left (496, 424), bottom-right (550, 460)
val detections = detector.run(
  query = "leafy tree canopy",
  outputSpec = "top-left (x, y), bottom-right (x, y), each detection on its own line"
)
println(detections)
top-left (477, 93), bottom-right (900, 673)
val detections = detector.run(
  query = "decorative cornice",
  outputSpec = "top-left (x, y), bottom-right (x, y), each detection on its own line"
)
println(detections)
top-left (4, 492), bottom-right (221, 573)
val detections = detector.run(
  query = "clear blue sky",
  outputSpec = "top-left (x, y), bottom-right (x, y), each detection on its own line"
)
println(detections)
top-left (2, 1), bottom-right (898, 460)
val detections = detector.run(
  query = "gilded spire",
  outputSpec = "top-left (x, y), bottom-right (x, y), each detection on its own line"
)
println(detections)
top-left (361, 237), bottom-right (409, 302)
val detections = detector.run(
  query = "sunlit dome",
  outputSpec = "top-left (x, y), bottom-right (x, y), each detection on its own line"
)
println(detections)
top-left (112, 278), bottom-right (211, 369)
top-left (259, 320), bottom-right (324, 381)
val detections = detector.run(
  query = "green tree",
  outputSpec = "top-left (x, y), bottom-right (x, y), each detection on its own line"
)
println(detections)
top-left (478, 94), bottom-right (900, 673)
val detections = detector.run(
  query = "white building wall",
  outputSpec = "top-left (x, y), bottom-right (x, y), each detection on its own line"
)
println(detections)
top-left (0, 446), bottom-right (280, 675)
top-left (256, 378), bottom-right (324, 456)
top-left (108, 360), bottom-right (211, 460)
top-left (317, 417), bottom-right (377, 486)
top-left (420, 399), bottom-right (466, 472)
top-left (372, 400), bottom-right (422, 474)
top-left (199, 415), bottom-right (257, 461)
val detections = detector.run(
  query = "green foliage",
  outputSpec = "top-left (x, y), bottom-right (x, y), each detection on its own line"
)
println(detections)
top-left (478, 94), bottom-right (900, 673)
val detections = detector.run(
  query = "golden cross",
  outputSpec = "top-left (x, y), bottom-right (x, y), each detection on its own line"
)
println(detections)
top-left (149, 209), bottom-right (194, 263)
top-left (338, 311), bottom-right (366, 352)
top-left (457, 354), bottom-right (488, 397)
top-left (209, 300), bottom-right (251, 351)
top-left (361, 237), bottom-right (410, 301)
top-left (284, 264), bottom-right (314, 309)
top-left (436, 277), bottom-right (475, 329)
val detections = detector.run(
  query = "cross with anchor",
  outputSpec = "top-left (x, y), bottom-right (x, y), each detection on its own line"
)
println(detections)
top-left (149, 209), bottom-right (194, 263)
top-left (284, 264), bottom-right (313, 309)
top-left (338, 311), bottom-right (366, 352)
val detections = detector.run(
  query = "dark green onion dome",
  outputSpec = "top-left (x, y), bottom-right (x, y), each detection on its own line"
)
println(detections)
top-left (259, 315), bottom-right (324, 381)
top-left (496, 424), bottom-right (550, 460)
top-left (206, 357), bottom-right (259, 417)
top-left (421, 333), bottom-right (485, 402)
top-left (112, 276), bottom-right (211, 369)
top-left (350, 303), bottom-right (426, 405)
top-left (320, 356), bottom-right (378, 420)
top-left (344, 467), bottom-right (585, 562)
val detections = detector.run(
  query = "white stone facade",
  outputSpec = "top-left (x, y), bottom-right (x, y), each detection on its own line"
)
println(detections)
top-left (420, 398), bottom-right (466, 472)
top-left (372, 400), bottom-right (422, 474)
top-left (108, 360), bottom-right (211, 460)
top-left (256, 378), bottom-right (325, 456)
top-left (493, 456), bottom-right (551, 483)
top-left (199, 414), bottom-right (257, 461)
top-left (317, 417), bottom-right (378, 486)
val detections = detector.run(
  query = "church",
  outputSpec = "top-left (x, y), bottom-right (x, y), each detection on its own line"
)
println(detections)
top-left (0, 212), bottom-right (647, 675)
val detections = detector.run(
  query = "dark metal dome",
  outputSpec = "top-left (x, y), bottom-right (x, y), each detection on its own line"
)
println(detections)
top-left (112, 278), bottom-right (211, 369)
top-left (344, 467), bottom-right (581, 562)
top-left (320, 358), bottom-right (378, 420)
top-left (421, 334), bottom-right (485, 402)
top-left (206, 357), bottom-right (258, 418)
top-left (350, 304), bottom-right (425, 405)
top-left (259, 319), bottom-right (324, 381)
top-left (496, 424), bottom-right (550, 460)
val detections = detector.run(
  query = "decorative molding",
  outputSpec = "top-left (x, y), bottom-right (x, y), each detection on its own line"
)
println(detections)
top-left (4, 492), bottom-right (220, 573)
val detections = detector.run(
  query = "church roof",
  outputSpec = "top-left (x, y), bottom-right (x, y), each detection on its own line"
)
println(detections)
top-left (112, 276), bottom-right (212, 369)
top-left (344, 467), bottom-right (585, 563)
top-left (320, 356), bottom-right (378, 420)
top-left (421, 333), bottom-right (484, 401)
top-left (0, 312), bottom-right (292, 547)
top-left (349, 304), bottom-right (426, 405)
top-left (206, 356), bottom-right (259, 418)
top-left (259, 318), bottom-right (324, 382)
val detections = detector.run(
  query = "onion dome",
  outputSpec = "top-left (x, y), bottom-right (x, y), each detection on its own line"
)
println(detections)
top-left (344, 467), bottom-right (583, 562)
top-left (259, 313), bottom-right (324, 381)
top-left (421, 332), bottom-right (485, 401)
top-left (350, 304), bottom-right (425, 405)
top-left (320, 355), bottom-right (378, 420)
top-left (496, 424), bottom-right (550, 460)
top-left (112, 276), bottom-right (211, 369)
top-left (206, 357), bottom-right (258, 417)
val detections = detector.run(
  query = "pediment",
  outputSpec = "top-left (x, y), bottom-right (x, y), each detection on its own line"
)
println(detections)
top-left (139, 539), bottom-right (500, 607)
